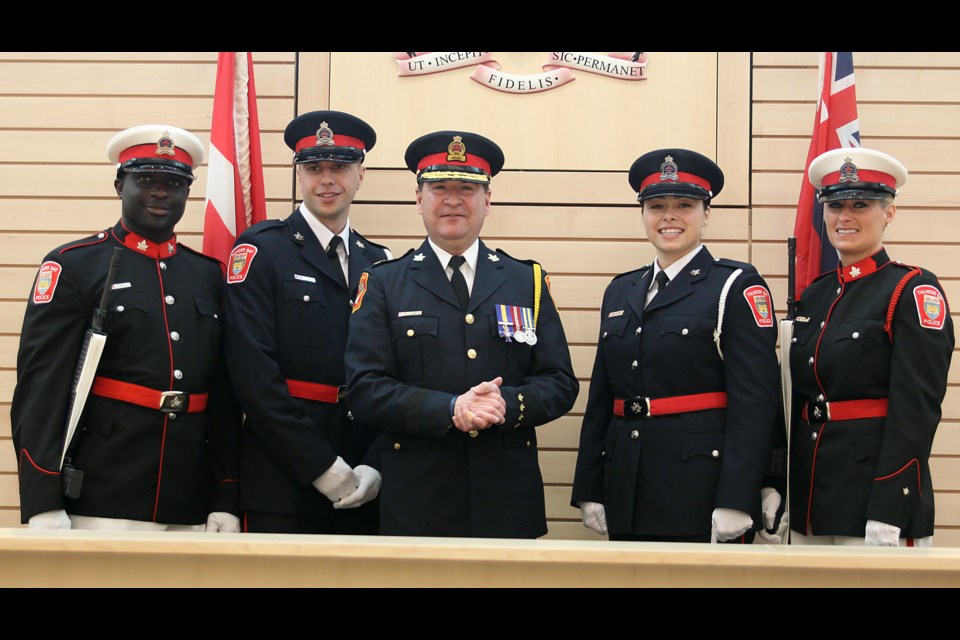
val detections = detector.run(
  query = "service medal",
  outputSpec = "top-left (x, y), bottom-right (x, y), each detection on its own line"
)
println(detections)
top-left (513, 329), bottom-right (527, 343)
top-left (525, 330), bottom-right (538, 346)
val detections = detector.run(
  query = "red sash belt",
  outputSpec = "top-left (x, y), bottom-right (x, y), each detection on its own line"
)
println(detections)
top-left (91, 376), bottom-right (207, 413)
top-left (613, 392), bottom-right (727, 419)
top-left (802, 398), bottom-right (888, 423)
top-left (286, 379), bottom-right (344, 404)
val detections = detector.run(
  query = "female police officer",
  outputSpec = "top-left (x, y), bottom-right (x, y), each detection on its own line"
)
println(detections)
top-left (789, 148), bottom-right (954, 546)
top-left (571, 149), bottom-right (781, 542)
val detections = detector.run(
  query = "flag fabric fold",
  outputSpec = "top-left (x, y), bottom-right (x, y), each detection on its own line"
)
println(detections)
top-left (202, 52), bottom-right (267, 266)
top-left (793, 51), bottom-right (861, 299)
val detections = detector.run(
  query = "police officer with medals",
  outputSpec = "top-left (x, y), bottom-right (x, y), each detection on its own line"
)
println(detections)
top-left (789, 148), bottom-right (953, 546)
top-left (345, 131), bottom-right (579, 538)
top-left (222, 111), bottom-right (391, 534)
top-left (571, 149), bottom-right (782, 542)
top-left (12, 125), bottom-right (241, 532)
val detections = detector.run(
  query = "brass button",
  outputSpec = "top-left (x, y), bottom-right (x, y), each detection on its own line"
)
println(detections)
top-left (406, 329), bottom-right (415, 337)
top-left (469, 430), bottom-right (478, 438)
top-left (518, 393), bottom-right (523, 401)
top-left (393, 443), bottom-right (401, 450)
top-left (630, 430), bottom-right (639, 439)
top-left (520, 404), bottom-right (525, 411)
top-left (467, 348), bottom-right (477, 359)
top-left (465, 313), bottom-right (475, 324)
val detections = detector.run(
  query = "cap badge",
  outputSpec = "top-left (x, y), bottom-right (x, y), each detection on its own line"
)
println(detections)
top-left (838, 157), bottom-right (860, 183)
top-left (156, 131), bottom-right (176, 157)
top-left (447, 136), bottom-right (467, 162)
top-left (659, 155), bottom-right (679, 182)
top-left (316, 121), bottom-right (335, 148)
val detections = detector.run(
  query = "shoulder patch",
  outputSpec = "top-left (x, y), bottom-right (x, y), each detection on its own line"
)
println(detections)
top-left (352, 272), bottom-right (370, 312)
top-left (714, 257), bottom-right (753, 271)
top-left (33, 261), bottom-right (63, 304)
top-left (743, 284), bottom-right (774, 327)
top-left (914, 285), bottom-right (947, 330)
top-left (227, 244), bottom-right (258, 284)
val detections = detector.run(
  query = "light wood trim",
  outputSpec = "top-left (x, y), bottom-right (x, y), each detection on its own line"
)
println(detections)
top-left (716, 52), bottom-right (751, 207)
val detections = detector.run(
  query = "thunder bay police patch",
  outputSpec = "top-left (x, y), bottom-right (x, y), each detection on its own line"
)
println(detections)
top-left (914, 284), bottom-right (947, 330)
top-left (743, 285), bottom-right (774, 328)
top-left (226, 244), bottom-right (258, 284)
top-left (33, 260), bottom-right (62, 304)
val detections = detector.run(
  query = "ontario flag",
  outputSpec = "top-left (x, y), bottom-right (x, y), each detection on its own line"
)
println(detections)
top-left (202, 52), bottom-right (267, 266)
top-left (793, 52), bottom-right (861, 299)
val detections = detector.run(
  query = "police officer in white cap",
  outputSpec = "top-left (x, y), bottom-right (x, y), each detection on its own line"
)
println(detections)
top-left (789, 147), bottom-right (954, 546)
top-left (12, 125), bottom-right (242, 532)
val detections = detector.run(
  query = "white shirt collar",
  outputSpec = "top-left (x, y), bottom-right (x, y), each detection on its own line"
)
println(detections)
top-left (428, 238), bottom-right (479, 273)
top-left (651, 244), bottom-right (704, 289)
top-left (298, 204), bottom-right (350, 254)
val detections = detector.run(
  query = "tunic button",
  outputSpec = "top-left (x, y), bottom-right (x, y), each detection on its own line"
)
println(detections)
top-left (817, 394), bottom-right (824, 401)
top-left (303, 295), bottom-right (311, 302)
top-left (170, 331), bottom-right (180, 341)
top-left (347, 411), bottom-right (354, 421)
top-left (97, 233), bottom-right (105, 239)
top-left (836, 287), bottom-right (841, 295)
top-left (525, 441), bottom-right (531, 448)
top-left (811, 432), bottom-right (818, 441)
top-left (214, 314), bottom-right (218, 319)
top-left (631, 360), bottom-right (638, 370)
top-left (465, 314), bottom-right (475, 324)
top-left (711, 450), bottom-right (720, 458)
top-left (406, 329), bottom-right (415, 337)
top-left (469, 430), bottom-right (478, 438)
top-left (630, 430), bottom-right (639, 440)
top-left (791, 337), bottom-right (797, 343)
top-left (169, 413), bottom-right (177, 420)
top-left (116, 305), bottom-right (125, 313)
top-left (165, 295), bottom-right (175, 305)
top-left (808, 357), bottom-right (814, 365)
top-left (681, 328), bottom-right (689, 336)
top-left (393, 443), bottom-right (401, 450)
top-left (820, 321), bottom-right (825, 328)
top-left (174, 369), bottom-right (183, 380)
top-left (603, 331), bottom-right (608, 338)
top-left (159, 261), bottom-right (167, 271)
top-left (635, 327), bottom-right (642, 335)
top-left (467, 348), bottom-right (477, 359)
top-left (852, 331), bottom-right (860, 339)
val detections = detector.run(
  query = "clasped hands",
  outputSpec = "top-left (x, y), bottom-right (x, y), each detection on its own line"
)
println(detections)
top-left (452, 376), bottom-right (507, 433)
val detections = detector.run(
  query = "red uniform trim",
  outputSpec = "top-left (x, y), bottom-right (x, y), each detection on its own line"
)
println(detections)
top-left (219, 478), bottom-right (239, 484)
top-left (58, 233), bottom-right (109, 255)
top-left (613, 392), bottom-right (727, 417)
top-left (639, 171), bottom-right (712, 193)
top-left (154, 259), bottom-right (176, 522)
top-left (295, 134), bottom-right (365, 153)
top-left (91, 377), bottom-right (209, 413)
top-left (19, 449), bottom-right (60, 476)
top-left (286, 379), bottom-right (341, 404)
top-left (822, 168), bottom-right (896, 189)
top-left (873, 458), bottom-right (921, 496)
top-left (417, 151), bottom-right (492, 175)
top-left (805, 424), bottom-right (827, 535)
top-left (119, 143), bottom-right (194, 166)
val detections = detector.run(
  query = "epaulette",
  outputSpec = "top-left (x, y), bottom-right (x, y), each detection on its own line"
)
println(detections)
top-left (239, 218), bottom-right (286, 237)
top-left (178, 242), bottom-right (226, 268)
top-left (494, 247), bottom-right (539, 268)
top-left (612, 264), bottom-right (651, 282)
top-left (371, 248), bottom-right (414, 268)
top-left (57, 229), bottom-right (111, 255)
top-left (713, 257), bottom-right (753, 271)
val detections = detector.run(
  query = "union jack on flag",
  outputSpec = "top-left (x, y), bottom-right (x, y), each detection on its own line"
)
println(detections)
top-left (793, 52), bottom-right (861, 299)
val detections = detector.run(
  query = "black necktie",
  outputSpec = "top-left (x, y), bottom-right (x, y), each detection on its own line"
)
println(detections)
top-left (655, 269), bottom-right (670, 292)
top-left (448, 255), bottom-right (469, 309)
top-left (326, 236), bottom-right (346, 287)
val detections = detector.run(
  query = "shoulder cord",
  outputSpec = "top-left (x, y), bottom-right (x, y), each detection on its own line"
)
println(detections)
top-left (884, 268), bottom-right (922, 342)
top-left (713, 268), bottom-right (743, 361)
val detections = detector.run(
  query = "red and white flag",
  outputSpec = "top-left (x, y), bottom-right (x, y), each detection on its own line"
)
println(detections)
top-left (202, 52), bottom-right (267, 266)
top-left (793, 52), bottom-right (861, 299)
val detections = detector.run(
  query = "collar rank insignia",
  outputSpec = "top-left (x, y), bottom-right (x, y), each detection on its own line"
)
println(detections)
top-left (413, 253), bottom-right (425, 262)
top-left (690, 269), bottom-right (700, 276)
top-left (137, 239), bottom-right (148, 251)
top-left (355, 239), bottom-right (364, 248)
top-left (156, 131), bottom-right (176, 156)
top-left (167, 242), bottom-right (175, 254)
top-left (293, 232), bottom-right (304, 242)
top-left (487, 253), bottom-right (499, 262)
top-left (447, 136), bottom-right (467, 162)
top-left (839, 157), bottom-right (859, 183)
top-left (659, 155), bottom-right (679, 182)
top-left (316, 121), bottom-right (335, 147)
top-left (849, 266), bottom-right (861, 278)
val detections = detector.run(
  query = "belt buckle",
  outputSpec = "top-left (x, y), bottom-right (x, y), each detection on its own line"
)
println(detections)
top-left (807, 400), bottom-right (829, 424)
top-left (625, 397), bottom-right (650, 420)
top-left (337, 385), bottom-right (347, 403)
top-left (160, 391), bottom-right (188, 413)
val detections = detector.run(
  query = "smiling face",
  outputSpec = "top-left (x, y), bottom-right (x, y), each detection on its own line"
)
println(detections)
top-left (298, 160), bottom-right (365, 233)
top-left (115, 172), bottom-right (190, 243)
top-left (417, 180), bottom-right (491, 255)
top-left (824, 197), bottom-right (895, 266)
top-left (641, 196), bottom-right (709, 269)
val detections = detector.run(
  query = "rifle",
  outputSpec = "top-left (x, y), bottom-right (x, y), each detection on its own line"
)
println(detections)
top-left (60, 247), bottom-right (123, 498)
top-left (777, 237), bottom-right (797, 543)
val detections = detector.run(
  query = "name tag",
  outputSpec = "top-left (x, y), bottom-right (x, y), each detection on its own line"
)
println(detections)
top-left (398, 310), bottom-right (422, 317)
top-left (112, 282), bottom-right (132, 290)
top-left (294, 274), bottom-right (317, 283)
top-left (607, 310), bottom-right (624, 318)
